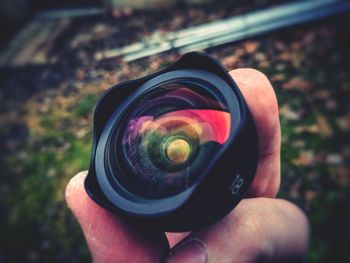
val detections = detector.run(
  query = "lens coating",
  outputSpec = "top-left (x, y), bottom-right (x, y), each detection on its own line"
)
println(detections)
top-left (115, 82), bottom-right (231, 198)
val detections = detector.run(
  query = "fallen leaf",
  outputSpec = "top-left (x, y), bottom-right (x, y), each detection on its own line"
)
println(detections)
top-left (315, 111), bottom-right (333, 137)
top-left (291, 140), bottom-right (305, 148)
top-left (289, 179), bottom-right (302, 199)
top-left (336, 115), bottom-right (350, 132)
top-left (334, 166), bottom-right (350, 186)
top-left (254, 52), bottom-right (266, 61)
top-left (271, 73), bottom-right (286, 82)
top-left (305, 190), bottom-right (318, 209)
top-left (292, 150), bottom-right (316, 166)
top-left (275, 63), bottom-right (287, 71)
top-left (326, 154), bottom-right (343, 165)
top-left (278, 52), bottom-right (291, 61)
top-left (280, 104), bottom-right (301, 120)
top-left (342, 146), bottom-right (350, 160)
top-left (313, 89), bottom-right (330, 100)
top-left (325, 99), bottom-right (337, 110)
top-left (221, 54), bottom-right (240, 67)
top-left (294, 124), bottom-right (319, 134)
top-left (282, 76), bottom-right (312, 90)
top-left (244, 41), bottom-right (259, 54)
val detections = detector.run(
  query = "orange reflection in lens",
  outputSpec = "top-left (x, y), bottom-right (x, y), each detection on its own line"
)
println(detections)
top-left (160, 109), bottom-right (231, 144)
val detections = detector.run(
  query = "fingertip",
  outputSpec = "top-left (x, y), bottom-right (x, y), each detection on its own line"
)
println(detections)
top-left (65, 170), bottom-right (88, 210)
top-left (229, 68), bottom-right (280, 142)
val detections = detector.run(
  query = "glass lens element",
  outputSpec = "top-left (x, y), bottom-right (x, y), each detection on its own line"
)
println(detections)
top-left (116, 83), bottom-right (231, 198)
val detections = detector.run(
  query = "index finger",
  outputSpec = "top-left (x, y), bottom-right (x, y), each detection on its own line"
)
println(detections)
top-left (230, 68), bottom-right (281, 197)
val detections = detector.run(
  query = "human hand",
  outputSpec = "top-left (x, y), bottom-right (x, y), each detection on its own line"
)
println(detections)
top-left (65, 69), bottom-right (309, 263)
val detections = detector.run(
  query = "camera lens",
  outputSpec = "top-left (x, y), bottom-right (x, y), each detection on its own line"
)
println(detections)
top-left (115, 82), bottom-right (231, 198)
top-left (87, 53), bottom-right (258, 231)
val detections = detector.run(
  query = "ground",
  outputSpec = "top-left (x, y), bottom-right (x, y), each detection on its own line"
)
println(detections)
top-left (0, 2), bottom-right (349, 262)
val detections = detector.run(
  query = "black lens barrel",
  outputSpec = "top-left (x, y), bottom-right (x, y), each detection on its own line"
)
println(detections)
top-left (85, 52), bottom-right (258, 231)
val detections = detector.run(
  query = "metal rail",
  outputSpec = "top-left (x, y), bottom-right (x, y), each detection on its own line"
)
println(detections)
top-left (96, 0), bottom-right (350, 62)
top-left (36, 7), bottom-right (105, 19)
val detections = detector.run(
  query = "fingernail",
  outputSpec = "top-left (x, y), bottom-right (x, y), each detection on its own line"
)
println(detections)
top-left (65, 171), bottom-right (87, 201)
top-left (167, 239), bottom-right (208, 263)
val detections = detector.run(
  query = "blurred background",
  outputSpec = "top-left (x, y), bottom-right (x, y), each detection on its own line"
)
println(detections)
top-left (0, 0), bottom-right (349, 262)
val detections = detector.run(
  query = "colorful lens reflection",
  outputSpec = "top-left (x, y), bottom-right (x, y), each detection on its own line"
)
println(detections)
top-left (117, 83), bottom-right (231, 197)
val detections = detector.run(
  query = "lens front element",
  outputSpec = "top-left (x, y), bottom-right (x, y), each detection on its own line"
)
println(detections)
top-left (114, 82), bottom-right (231, 198)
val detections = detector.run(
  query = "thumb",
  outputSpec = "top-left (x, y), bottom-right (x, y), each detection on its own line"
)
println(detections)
top-left (65, 171), bottom-right (169, 263)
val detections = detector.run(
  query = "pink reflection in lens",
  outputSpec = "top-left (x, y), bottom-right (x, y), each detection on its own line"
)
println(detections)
top-left (125, 109), bottom-right (231, 145)
top-left (161, 109), bottom-right (231, 144)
